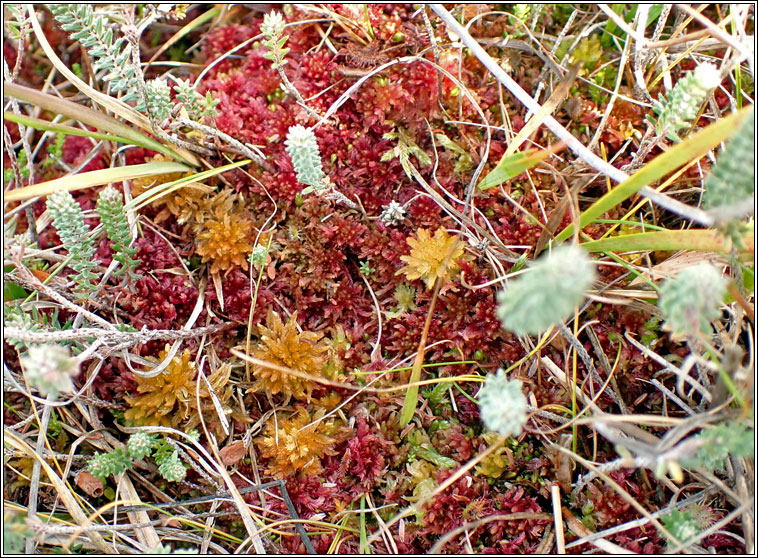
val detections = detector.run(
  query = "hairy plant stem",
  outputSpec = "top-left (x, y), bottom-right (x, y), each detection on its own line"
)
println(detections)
top-left (3, 324), bottom-right (232, 345)
top-left (271, 53), bottom-right (325, 123)
top-left (172, 118), bottom-right (266, 166)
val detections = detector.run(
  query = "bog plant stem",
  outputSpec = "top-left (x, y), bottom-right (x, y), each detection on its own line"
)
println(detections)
top-left (245, 237), bottom-right (273, 383)
top-left (399, 276), bottom-right (442, 427)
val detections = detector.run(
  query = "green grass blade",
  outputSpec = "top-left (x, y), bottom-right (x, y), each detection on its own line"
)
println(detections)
top-left (592, 219), bottom-right (668, 231)
top-left (554, 107), bottom-right (753, 243)
top-left (359, 494), bottom-right (370, 554)
top-left (478, 148), bottom-right (553, 190)
top-left (581, 229), bottom-right (754, 256)
top-left (4, 112), bottom-right (135, 146)
top-left (399, 348), bottom-right (426, 427)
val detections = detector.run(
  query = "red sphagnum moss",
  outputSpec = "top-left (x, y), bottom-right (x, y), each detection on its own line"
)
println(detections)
top-left (4, 5), bottom-right (747, 555)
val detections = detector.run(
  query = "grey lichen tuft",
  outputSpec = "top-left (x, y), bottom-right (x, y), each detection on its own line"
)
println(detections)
top-left (703, 108), bottom-right (755, 223)
top-left (380, 200), bottom-right (407, 225)
top-left (658, 263), bottom-right (726, 338)
top-left (496, 245), bottom-right (596, 336)
top-left (478, 369), bottom-right (528, 438)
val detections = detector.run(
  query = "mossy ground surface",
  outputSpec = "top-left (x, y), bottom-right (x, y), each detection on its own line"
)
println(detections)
top-left (3, 5), bottom-right (753, 554)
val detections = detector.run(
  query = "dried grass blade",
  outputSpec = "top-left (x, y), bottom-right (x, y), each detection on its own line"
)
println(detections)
top-left (3, 82), bottom-right (194, 165)
top-left (4, 429), bottom-right (113, 554)
top-left (5, 162), bottom-right (191, 202)
top-left (25, 5), bottom-right (199, 166)
top-left (116, 473), bottom-right (161, 550)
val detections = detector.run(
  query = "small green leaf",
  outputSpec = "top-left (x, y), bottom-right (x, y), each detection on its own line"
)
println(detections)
top-left (411, 445), bottom-right (458, 469)
top-left (580, 229), bottom-right (753, 255)
top-left (478, 148), bottom-right (554, 190)
top-left (743, 267), bottom-right (754, 293)
top-left (4, 281), bottom-right (28, 301)
top-left (3, 267), bottom-right (28, 301)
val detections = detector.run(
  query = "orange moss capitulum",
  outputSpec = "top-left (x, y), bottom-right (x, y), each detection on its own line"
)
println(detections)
top-left (124, 346), bottom-right (194, 427)
top-left (124, 346), bottom-right (238, 436)
top-left (248, 309), bottom-right (329, 402)
top-left (195, 190), bottom-right (255, 274)
top-left (162, 183), bottom-right (215, 226)
top-left (397, 227), bottom-right (466, 290)
top-left (255, 407), bottom-right (349, 477)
